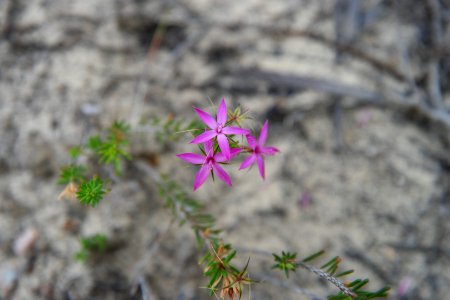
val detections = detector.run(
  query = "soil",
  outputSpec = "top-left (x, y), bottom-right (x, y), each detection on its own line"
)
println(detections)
top-left (1, 1), bottom-right (450, 300)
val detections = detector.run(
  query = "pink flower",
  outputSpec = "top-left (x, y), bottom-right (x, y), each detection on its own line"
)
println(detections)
top-left (239, 120), bottom-right (279, 179)
top-left (177, 140), bottom-right (241, 191)
top-left (397, 278), bottom-right (413, 298)
top-left (190, 98), bottom-right (250, 160)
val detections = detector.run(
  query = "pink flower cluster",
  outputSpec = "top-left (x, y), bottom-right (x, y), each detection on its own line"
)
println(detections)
top-left (177, 98), bottom-right (279, 191)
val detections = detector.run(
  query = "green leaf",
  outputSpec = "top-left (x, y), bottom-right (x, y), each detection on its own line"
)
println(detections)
top-left (69, 146), bottom-right (83, 159)
top-left (74, 250), bottom-right (88, 262)
top-left (75, 234), bottom-right (108, 263)
top-left (321, 256), bottom-right (340, 269)
top-left (58, 164), bottom-right (86, 185)
top-left (272, 251), bottom-right (297, 278)
top-left (110, 120), bottom-right (130, 135)
top-left (351, 279), bottom-right (370, 291)
top-left (335, 269), bottom-right (354, 278)
top-left (85, 122), bottom-right (131, 176)
top-left (151, 115), bottom-right (205, 145)
top-left (81, 234), bottom-right (108, 252)
top-left (302, 250), bottom-right (325, 263)
top-left (195, 230), bottom-right (204, 250)
top-left (87, 135), bottom-right (102, 151)
top-left (208, 270), bottom-right (221, 288)
top-left (224, 250), bottom-right (237, 263)
top-left (371, 287), bottom-right (390, 297)
top-left (76, 177), bottom-right (106, 207)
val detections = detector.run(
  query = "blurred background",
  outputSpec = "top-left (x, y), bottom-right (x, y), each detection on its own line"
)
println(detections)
top-left (1, 0), bottom-right (450, 299)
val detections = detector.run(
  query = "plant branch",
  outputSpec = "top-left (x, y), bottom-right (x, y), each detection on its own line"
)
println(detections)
top-left (236, 247), bottom-right (356, 297)
top-left (296, 261), bottom-right (356, 298)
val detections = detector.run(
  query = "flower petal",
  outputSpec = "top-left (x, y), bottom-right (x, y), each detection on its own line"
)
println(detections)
top-left (215, 148), bottom-right (241, 163)
top-left (176, 153), bottom-right (205, 164)
top-left (257, 155), bottom-right (265, 179)
top-left (262, 146), bottom-right (279, 156)
top-left (239, 154), bottom-right (256, 170)
top-left (259, 120), bottom-right (269, 146)
top-left (230, 147), bottom-right (242, 157)
top-left (193, 107), bottom-right (217, 129)
top-left (217, 134), bottom-right (230, 160)
top-left (217, 98), bottom-right (227, 125)
top-left (193, 165), bottom-right (211, 191)
top-left (222, 126), bottom-right (250, 135)
top-left (212, 163), bottom-right (232, 186)
top-left (190, 130), bottom-right (217, 144)
top-left (246, 134), bottom-right (257, 149)
top-left (203, 139), bottom-right (214, 157)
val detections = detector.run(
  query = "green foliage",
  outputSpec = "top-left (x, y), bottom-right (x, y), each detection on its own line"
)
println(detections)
top-left (76, 177), bottom-right (106, 207)
top-left (58, 120), bottom-right (131, 205)
top-left (88, 121), bottom-right (131, 175)
top-left (74, 248), bottom-right (89, 262)
top-left (157, 175), bottom-right (221, 247)
top-left (226, 105), bottom-right (249, 128)
top-left (69, 146), bottom-right (83, 159)
top-left (328, 282), bottom-right (390, 300)
top-left (58, 164), bottom-right (86, 184)
top-left (110, 120), bottom-right (131, 135)
top-left (74, 234), bottom-right (108, 263)
top-left (320, 256), bottom-right (342, 275)
top-left (302, 250), bottom-right (325, 263)
top-left (272, 249), bottom-right (390, 299)
top-left (272, 251), bottom-right (297, 278)
top-left (97, 140), bottom-right (130, 174)
top-left (151, 115), bottom-right (204, 145)
top-left (156, 175), bottom-right (251, 298)
top-left (200, 242), bottom-right (252, 298)
top-left (201, 243), bottom-right (237, 290)
top-left (87, 135), bottom-right (102, 151)
top-left (58, 113), bottom-right (390, 299)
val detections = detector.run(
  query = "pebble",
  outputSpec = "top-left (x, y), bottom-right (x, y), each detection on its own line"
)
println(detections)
top-left (0, 269), bottom-right (18, 298)
top-left (80, 103), bottom-right (101, 116)
top-left (13, 228), bottom-right (39, 257)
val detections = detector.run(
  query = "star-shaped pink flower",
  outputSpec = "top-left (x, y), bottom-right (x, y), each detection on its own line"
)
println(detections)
top-left (190, 98), bottom-right (250, 160)
top-left (239, 120), bottom-right (279, 179)
top-left (177, 140), bottom-right (241, 191)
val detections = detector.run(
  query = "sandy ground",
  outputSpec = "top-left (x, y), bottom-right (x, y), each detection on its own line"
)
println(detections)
top-left (1, 0), bottom-right (450, 299)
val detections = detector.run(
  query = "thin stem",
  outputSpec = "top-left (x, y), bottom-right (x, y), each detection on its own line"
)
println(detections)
top-left (236, 246), bottom-right (356, 298)
top-left (296, 261), bottom-right (356, 298)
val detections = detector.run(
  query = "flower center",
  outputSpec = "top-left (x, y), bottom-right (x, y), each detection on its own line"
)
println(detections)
top-left (216, 123), bottom-right (223, 133)
top-left (254, 145), bottom-right (261, 154)
top-left (205, 156), bottom-right (215, 168)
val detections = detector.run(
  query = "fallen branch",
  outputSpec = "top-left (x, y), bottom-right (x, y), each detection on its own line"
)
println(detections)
top-left (231, 67), bottom-right (450, 129)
